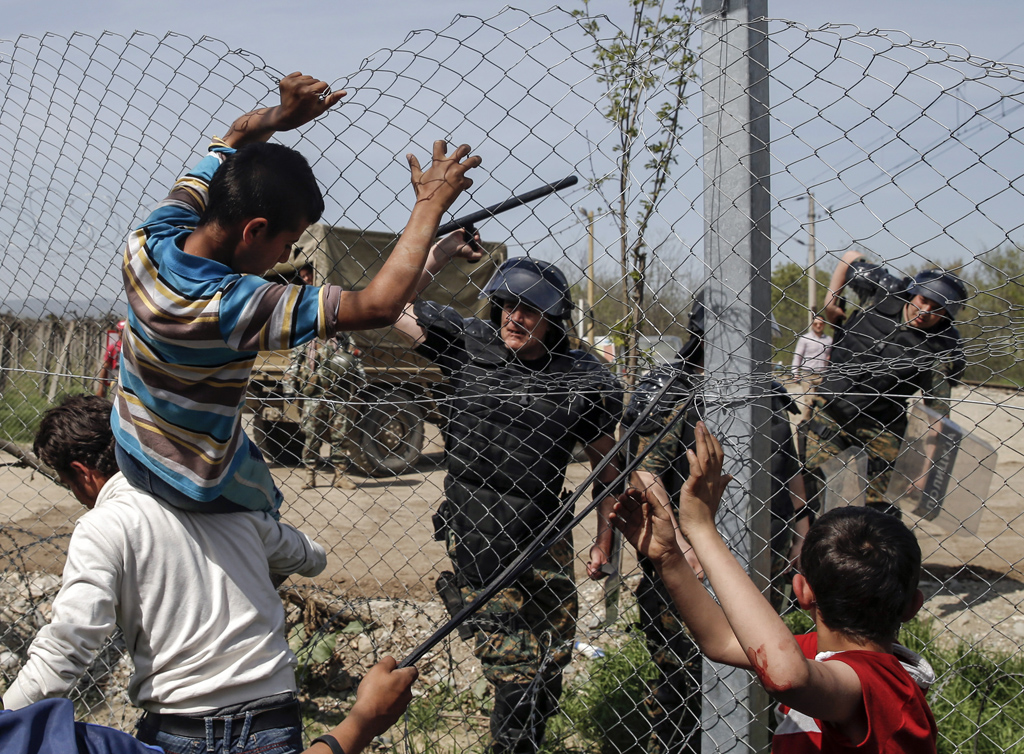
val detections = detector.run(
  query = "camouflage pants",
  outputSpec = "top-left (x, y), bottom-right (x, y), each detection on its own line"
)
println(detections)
top-left (802, 395), bottom-right (905, 514)
top-left (768, 539), bottom-right (794, 614)
top-left (299, 393), bottom-right (355, 470)
top-left (450, 533), bottom-right (577, 754)
top-left (637, 559), bottom-right (702, 754)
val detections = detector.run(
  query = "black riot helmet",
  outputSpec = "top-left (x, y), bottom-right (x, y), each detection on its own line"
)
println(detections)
top-left (480, 258), bottom-right (573, 320)
top-left (909, 269), bottom-right (968, 319)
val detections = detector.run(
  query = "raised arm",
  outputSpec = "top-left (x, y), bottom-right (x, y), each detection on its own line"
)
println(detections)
top-left (677, 423), bottom-right (865, 725)
top-left (392, 230), bottom-right (482, 346)
top-left (611, 448), bottom-right (745, 665)
top-left (333, 141), bottom-right (481, 332)
top-left (222, 72), bottom-right (346, 149)
top-left (823, 250), bottom-right (864, 325)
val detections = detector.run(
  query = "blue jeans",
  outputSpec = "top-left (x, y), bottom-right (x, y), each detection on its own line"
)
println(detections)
top-left (139, 721), bottom-right (303, 754)
top-left (115, 442), bottom-right (249, 514)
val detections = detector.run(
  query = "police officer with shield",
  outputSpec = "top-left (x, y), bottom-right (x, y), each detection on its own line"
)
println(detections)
top-left (396, 244), bottom-right (623, 754)
top-left (805, 250), bottom-right (968, 515)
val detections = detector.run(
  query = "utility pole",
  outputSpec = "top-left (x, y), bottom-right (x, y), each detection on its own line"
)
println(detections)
top-left (808, 191), bottom-right (817, 324)
top-left (580, 208), bottom-right (596, 345)
top-left (701, 0), bottom-right (772, 751)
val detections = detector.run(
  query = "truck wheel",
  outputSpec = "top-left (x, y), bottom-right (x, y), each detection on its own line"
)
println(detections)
top-left (354, 388), bottom-right (425, 476)
top-left (253, 416), bottom-right (304, 466)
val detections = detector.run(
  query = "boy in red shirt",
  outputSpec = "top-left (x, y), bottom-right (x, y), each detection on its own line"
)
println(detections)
top-left (612, 423), bottom-right (937, 753)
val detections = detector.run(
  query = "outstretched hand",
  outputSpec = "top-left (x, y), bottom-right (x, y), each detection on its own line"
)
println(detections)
top-left (274, 72), bottom-right (347, 130)
top-left (609, 488), bottom-right (682, 567)
top-left (676, 422), bottom-right (732, 538)
top-left (408, 141), bottom-right (481, 215)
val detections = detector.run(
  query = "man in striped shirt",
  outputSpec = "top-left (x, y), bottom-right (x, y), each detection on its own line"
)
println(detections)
top-left (113, 71), bottom-right (480, 514)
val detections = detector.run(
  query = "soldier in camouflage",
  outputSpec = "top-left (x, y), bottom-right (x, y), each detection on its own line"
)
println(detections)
top-left (627, 301), bottom-right (813, 754)
top-left (806, 251), bottom-right (968, 514)
top-left (626, 299), bottom-right (705, 754)
top-left (285, 265), bottom-right (363, 491)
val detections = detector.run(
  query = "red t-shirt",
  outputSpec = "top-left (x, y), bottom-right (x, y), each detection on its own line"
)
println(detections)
top-left (772, 633), bottom-right (937, 753)
top-left (103, 340), bottom-right (122, 371)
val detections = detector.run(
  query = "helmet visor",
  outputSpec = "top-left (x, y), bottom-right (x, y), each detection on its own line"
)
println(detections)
top-left (480, 259), bottom-right (570, 317)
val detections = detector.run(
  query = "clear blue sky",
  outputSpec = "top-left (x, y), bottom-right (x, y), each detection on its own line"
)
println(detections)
top-left (4, 1), bottom-right (1021, 85)
top-left (2, 1), bottom-right (1021, 313)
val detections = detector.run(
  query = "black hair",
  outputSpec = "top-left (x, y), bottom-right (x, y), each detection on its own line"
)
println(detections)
top-left (198, 142), bottom-right (324, 236)
top-left (800, 506), bottom-right (922, 644)
top-left (34, 395), bottom-right (118, 479)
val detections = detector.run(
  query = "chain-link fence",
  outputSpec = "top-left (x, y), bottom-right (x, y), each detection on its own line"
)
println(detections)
top-left (1, 4), bottom-right (1023, 753)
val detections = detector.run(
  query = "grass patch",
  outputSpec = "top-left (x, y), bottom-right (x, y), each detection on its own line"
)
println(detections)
top-left (0, 372), bottom-right (85, 443)
top-left (902, 620), bottom-right (1024, 754)
top-left (552, 629), bottom-right (657, 754)
top-left (404, 681), bottom-right (488, 754)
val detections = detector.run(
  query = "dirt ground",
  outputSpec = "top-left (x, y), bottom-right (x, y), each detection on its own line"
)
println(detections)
top-left (2, 383), bottom-right (1023, 649)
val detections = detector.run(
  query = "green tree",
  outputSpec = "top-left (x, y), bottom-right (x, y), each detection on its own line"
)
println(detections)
top-left (770, 260), bottom-right (833, 365)
top-left (959, 246), bottom-right (1024, 386)
top-left (574, 0), bottom-right (700, 380)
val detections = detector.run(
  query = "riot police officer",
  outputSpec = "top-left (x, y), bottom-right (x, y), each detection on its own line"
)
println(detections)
top-left (396, 255), bottom-right (623, 754)
top-left (807, 250), bottom-right (968, 514)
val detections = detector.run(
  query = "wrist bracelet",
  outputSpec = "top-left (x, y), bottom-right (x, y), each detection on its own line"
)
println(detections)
top-left (311, 734), bottom-right (346, 754)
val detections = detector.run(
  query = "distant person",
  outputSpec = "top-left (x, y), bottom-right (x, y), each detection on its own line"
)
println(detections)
top-left (612, 423), bottom-right (937, 754)
top-left (94, 319), bottom-right (125, 398)
top-left (111, 71), bottom-right (479, 515)
top-left (791, 315), bottom-right (832, 381)
top-left (4, 395), bottom-right (328, 754)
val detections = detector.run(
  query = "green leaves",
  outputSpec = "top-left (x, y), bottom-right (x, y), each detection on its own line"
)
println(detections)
top-left (288, 623), bottom-right (338, 670)
top-left (576, 0), bottom-right (701, 375)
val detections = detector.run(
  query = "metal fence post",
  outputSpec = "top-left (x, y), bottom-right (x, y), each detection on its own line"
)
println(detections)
top-left (700, 1), bottom-right (773, 752)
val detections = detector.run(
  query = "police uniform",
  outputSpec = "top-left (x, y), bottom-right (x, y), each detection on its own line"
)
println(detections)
top-left (414, 297), bottom-right (622, 754)
top-left (767, 385), bottom-right (804, 613)
top-left (285, 334), bottom-right (363, 487)
top-left (805, 286), bottom-right (965, 513)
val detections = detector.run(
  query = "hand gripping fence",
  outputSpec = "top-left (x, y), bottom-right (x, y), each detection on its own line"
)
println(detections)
top-left (399, 365), bottom-right (695, 668)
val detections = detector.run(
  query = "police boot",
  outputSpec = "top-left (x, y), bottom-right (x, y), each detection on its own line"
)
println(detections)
top-left (332, 468), bottom-right (357, 490)
top-left (489, 682), bottom-right (547, 754)
top-left (302, 468), bottom-right (316, 490)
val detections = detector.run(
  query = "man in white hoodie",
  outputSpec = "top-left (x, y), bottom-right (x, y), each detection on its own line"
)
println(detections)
top-left (3, 395), bottom-right (327, 754)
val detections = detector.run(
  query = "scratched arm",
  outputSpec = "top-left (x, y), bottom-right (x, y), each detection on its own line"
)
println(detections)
top-left (677, 423), bottom-right (866, 725)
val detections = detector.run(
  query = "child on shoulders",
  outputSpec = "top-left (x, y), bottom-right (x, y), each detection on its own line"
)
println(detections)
top-left (113, 72), bottom-right (479, 513)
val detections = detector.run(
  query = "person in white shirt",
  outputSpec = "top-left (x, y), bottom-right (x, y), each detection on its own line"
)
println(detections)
top-left (4, 395), bottom-right (332, 754)
top-left (791, 315), bottom-right (833, 380)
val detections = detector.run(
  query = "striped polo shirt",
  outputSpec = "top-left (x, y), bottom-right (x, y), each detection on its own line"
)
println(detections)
top-left (112, 141), bottom-right (342, 512)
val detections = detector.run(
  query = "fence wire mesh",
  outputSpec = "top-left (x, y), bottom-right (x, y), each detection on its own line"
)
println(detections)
top-left (1, 6), bottom-right (1023, 754)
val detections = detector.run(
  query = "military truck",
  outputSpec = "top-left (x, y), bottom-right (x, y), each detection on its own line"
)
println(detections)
top-left (246, 223), bottom-right (506, 476)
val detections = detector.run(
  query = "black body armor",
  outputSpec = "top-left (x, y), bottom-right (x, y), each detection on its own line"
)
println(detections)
top-left (821, 293), bottom-right (962, 428)
top-left (415, 301), bottom-right (621, 587)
